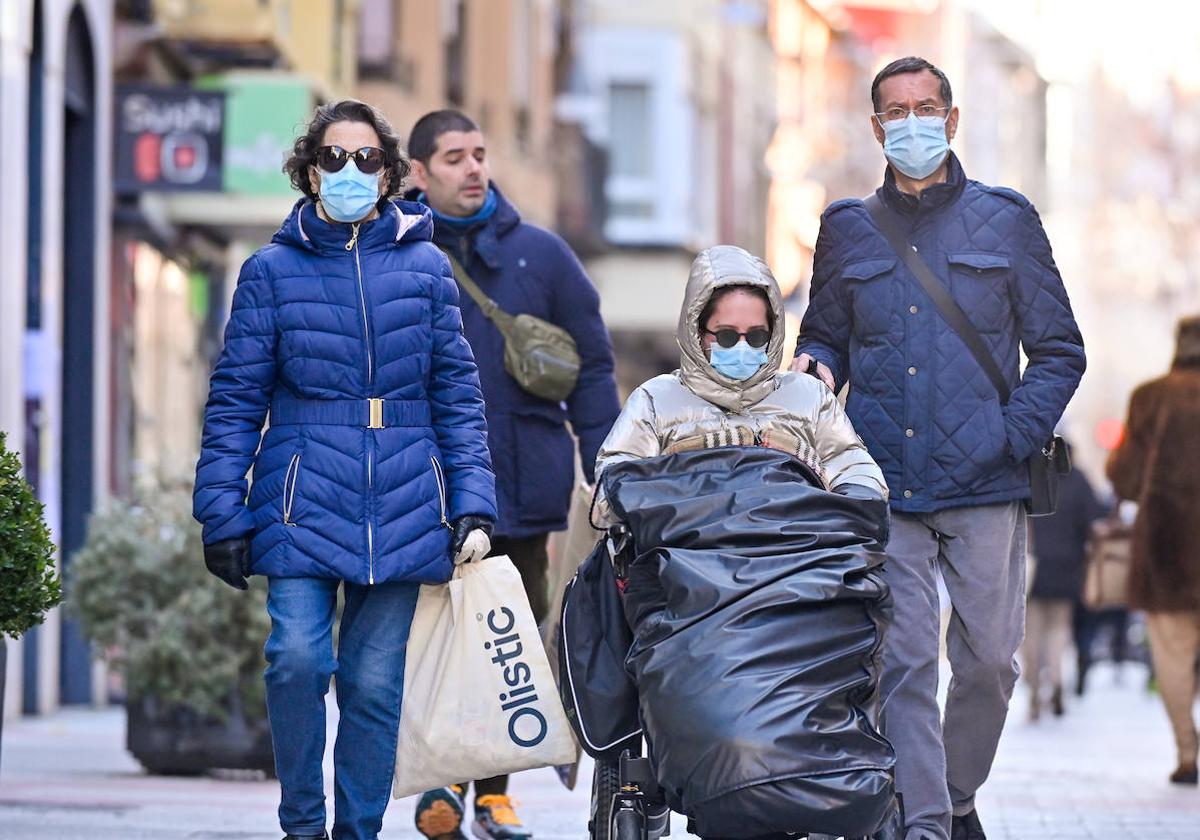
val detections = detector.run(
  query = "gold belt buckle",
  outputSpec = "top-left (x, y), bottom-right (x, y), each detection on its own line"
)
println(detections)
top-left (368, 398), bottom-right (384, 429)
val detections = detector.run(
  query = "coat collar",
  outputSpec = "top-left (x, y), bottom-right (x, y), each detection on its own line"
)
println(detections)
top-left (879, 151), bottom-right (967, 218)
top-left (426, 183), bottom-right (522, 271)
top-left (274, 199), bottom-right (434, 253)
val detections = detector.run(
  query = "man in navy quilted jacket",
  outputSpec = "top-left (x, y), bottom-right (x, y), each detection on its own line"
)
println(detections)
top-left (403, 110), bottom-right (621, 840)
top-left (793, 58), bottom-right (1085, 840)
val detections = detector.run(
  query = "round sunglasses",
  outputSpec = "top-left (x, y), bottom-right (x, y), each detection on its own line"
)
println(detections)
top-left (316, 145), bottom-right (387, 175)
top-left (705, 328), bottom-right (771, 349)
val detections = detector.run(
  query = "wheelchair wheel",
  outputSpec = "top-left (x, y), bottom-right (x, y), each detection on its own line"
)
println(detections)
top-left (589, 758), bottom-right (622, 840)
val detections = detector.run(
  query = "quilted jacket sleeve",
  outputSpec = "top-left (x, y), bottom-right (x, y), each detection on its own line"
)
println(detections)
top-left (592, 386), bottom-right (662, 526)
top-left (813, 385), bottom-right (889, 499)
top-left (1006, 204), bottom-right (1087, 463)
top-left (795, 210), bottom-right (852, 390)
top-left (429, 258), bottom-right (499, 523)
top-left (549, 236), bottom-right (622, 484)
top-left (193, 254), bottom-right (278, 544)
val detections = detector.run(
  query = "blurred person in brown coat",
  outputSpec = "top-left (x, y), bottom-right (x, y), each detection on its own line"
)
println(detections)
top-left (1107, 314), bottom-right (1200, 786)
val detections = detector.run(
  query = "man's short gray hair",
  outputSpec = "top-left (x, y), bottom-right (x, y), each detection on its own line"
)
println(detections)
top-left (871, 56), bottom-right (953, 112)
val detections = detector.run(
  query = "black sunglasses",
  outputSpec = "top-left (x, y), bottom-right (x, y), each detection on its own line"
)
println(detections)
top-left (705, 328), bottom-right (771, 349)
top-left (316, 145), bottom-right (387, 175)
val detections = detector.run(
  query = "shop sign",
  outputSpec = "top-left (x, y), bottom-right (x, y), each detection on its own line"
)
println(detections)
top-left (115, 86), bottom-right (225, 193)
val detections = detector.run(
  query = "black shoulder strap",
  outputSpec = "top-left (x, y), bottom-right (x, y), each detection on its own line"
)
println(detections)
top-left (863, 193), bottom-right (1012, 405)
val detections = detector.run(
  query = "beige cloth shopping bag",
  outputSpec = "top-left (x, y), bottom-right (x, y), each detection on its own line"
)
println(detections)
top-left (393, 555), bottom-right (578, 799)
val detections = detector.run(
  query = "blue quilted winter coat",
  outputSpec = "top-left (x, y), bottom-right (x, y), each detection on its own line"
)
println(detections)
top-left (796, 154), bottom-right (1085, 513)
top-left (194, 199), bottom-right (497, 585)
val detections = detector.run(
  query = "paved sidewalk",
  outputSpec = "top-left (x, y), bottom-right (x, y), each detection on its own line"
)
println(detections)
top-left (0, 663), bottom-right (1196, 839)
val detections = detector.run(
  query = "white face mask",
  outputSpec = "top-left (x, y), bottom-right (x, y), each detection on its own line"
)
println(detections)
top-left (881, 113), bottom-right (949, 179)
top-left (318, 164), bottom-right (382, 222)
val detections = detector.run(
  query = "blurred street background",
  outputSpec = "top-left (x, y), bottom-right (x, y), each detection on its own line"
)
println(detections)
top-left (2, 0), bottom-right (1200, 837)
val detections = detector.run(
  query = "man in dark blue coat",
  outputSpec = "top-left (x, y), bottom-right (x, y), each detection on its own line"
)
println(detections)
top-left (404, 110), bottom-right (621, 840)
top-left (793, 58), bottom-right (1085, 840)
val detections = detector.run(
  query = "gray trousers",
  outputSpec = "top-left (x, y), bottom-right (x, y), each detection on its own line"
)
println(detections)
top-left (880, 502), bottom-right (1026, 840)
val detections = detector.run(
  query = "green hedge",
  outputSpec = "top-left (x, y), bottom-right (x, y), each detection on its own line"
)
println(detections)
top-left (0, 431), bottom-right (61, 638)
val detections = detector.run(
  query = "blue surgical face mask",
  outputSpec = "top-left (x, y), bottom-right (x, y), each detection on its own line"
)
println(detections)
top-left (881, 113), bottom-right (950, 180)
top-left (318, 163), bottom-right (382, 223)
top-left (710, 340), bottom-right (769, 381)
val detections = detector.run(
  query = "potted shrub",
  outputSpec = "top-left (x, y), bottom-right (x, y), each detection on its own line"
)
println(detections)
top-left (0, 431), bottom-right (62, 765)
top-left (69, 481), bottom-right (275, 776)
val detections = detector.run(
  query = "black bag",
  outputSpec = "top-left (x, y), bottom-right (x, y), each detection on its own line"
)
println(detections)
top-left (606, 447), bottom-right (896, 838)
top-left (556, 537), bottom-right (641, 761)
top-left (863, 194), bottom-right (1070, 517)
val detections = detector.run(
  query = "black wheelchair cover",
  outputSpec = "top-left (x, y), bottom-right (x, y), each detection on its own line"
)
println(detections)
top-left (603, 447), bottom-right (896, 838)
top-left (557, 536), bottom-right (642, 760)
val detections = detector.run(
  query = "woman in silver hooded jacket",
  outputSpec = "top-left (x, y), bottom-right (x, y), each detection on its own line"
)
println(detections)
top-left (596, 245), bottom-right (886, 518)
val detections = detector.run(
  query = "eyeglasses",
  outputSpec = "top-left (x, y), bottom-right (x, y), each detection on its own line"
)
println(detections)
top-left (316, 145), bottom-right (387, 175)
top-left (873, 105), bottom-right (950, 123)
top-left (705, 328), bottom-right (771, 349)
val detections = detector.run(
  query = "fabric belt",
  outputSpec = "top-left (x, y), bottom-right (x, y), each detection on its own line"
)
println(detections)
top-left (270, 394), bottom-right (432, 428)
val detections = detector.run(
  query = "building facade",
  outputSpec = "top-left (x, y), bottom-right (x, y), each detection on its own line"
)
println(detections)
top-left (355, 0), bottom-right (567, 228)
top-left (559, 0), bottom-right (778, 390)
top-left (1, 0), bottom-right (115, 718)
top-left (3, 0), bottom-right (369, 719)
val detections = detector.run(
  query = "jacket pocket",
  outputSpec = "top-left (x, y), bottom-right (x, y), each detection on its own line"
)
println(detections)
top-left (842, 257), bottom-right (897, 338)
top-left (430, 455), bottom-right (450, 529)
top-left (946, 252), bottom-right (1010, 331)
top-left (282, 452), bottom-right (302, 526)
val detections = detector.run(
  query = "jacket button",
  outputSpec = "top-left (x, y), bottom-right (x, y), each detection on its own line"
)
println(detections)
top-left (908, 366), bottom-right (917, 376)
top-left (903, 490), bottom-right (913, 499)
top-left (909, 305), bottom-right (919, 314)
top-left (905, 428), bottom-right (915, 438)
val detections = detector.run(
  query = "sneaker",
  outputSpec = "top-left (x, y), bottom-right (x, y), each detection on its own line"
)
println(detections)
top-left (950, 809), bottom-right (987, 840)
top-left (282, 834), bottom-right (328, 840)
top-left (472, 794), bottom-right (532, 839)
top-left (416, 785), bottom-right (467, 838)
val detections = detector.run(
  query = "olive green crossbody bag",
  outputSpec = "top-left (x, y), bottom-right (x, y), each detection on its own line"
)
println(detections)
top-left (441, 251), bottom-right (581, 403)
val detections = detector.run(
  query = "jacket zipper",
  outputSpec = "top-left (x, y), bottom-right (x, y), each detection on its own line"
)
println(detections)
top-left (431, 456), bottom-right (451, 531)
top-left (367, 438), bottom-right (375, 584)
top-left (348, 223), bottom-right (374, 385)
top-left (282, 453), bottom-right (301, 526)
top-left (349, 223), bottom-right (377, 583)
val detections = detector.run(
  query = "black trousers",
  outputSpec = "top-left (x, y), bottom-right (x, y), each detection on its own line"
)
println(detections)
top-left (470, 533), bottom-right (551, 802)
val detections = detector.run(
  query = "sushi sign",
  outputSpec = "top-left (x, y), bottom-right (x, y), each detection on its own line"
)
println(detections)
top-left (114, 85), bottom-right (225, 193)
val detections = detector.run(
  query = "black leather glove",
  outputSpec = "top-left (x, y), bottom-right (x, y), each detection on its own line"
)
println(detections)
top-left (450, 515), bottom-right (494, 557)
top-left (204, 537), bottom-right (251, 590)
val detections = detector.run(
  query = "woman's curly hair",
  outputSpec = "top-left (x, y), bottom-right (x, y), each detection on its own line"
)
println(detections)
top-left (283, 99), bottom-right (410, 206)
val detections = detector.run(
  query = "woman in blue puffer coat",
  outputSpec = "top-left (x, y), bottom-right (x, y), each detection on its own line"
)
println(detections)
top-left (193, 100), bottom-right (497, 840)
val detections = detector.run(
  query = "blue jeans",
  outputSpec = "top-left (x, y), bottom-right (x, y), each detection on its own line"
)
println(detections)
top-left (265, 577), bottom-right (420, 840)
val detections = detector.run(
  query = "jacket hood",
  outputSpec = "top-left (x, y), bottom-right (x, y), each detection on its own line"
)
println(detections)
top-left (677, 245), bottom-right (786, 413)
top-left (272, 198), bottom-right (434, 252)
